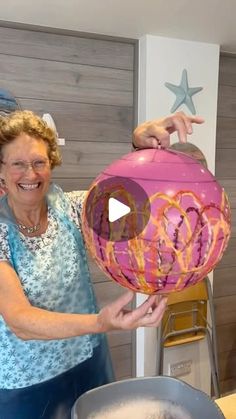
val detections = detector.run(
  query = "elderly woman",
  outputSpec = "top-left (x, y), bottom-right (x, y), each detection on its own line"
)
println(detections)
top-left (0, 110), bottom-right (203, 419)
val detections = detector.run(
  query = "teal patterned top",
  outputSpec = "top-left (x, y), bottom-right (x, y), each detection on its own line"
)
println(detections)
top-left (0, 184), bottom-right (100, 389)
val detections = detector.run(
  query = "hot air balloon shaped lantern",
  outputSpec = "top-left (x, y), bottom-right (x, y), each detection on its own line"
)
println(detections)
top-left (82, 148), bottom-right (231, 295)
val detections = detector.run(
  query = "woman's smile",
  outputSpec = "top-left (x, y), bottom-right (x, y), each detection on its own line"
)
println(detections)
top-left (18, 182), bottom-right (41, 191)
top-left (0, 133), bottom-right (51, 207)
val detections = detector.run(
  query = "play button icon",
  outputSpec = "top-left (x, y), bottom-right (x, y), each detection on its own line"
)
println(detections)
top-left (83, 176), bottom-right (151, 242)
top-left (108, 197), bottom-right (131, 222)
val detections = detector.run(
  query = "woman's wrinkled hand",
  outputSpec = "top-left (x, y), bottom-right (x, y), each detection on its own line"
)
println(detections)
top-left (133, 111), bottom-right (204, 149)
top-left (97, 290), bottom-right (167, 332)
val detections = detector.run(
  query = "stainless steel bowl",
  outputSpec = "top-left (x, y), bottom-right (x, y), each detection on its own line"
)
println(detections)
top-left (71, 376), bottom-right (225, 419)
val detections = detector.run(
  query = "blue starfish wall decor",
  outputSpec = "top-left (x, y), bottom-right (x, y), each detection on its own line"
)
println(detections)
top-left (165, 69), bottom-right (203, 114)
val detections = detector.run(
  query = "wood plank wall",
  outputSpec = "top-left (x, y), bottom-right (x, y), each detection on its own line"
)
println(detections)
top-left (214, 53), bottom-right (236, 394)
top-left (0, 25), bottom-right (137, 380)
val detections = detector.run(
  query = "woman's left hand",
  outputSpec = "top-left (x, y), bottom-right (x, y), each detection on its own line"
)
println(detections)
top-left (133, 111), bottom-right (204, 149)
top-left (97, 290), bottom-right (167, 331)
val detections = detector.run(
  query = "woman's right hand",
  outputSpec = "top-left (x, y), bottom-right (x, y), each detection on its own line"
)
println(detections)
top-left (132, 111), bottom-right (204, 149)
top-left (97, 290), bottom-right (167, 332)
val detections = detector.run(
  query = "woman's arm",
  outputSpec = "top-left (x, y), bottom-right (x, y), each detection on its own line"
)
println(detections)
top-left (0, 261), bottom-right (167, 341)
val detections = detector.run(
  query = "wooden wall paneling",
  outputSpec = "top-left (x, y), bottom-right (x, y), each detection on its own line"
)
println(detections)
top-left (107, 330), bottom-right (132, 348)
top-left (229, 208), bottom-right (236, 237)
top-left (220, 378), bottom-right (236, 396)
top-left (214, 237), bottom-right (236, 268)
top-left (215, 295), bottom-right (236, 326)
top-left (217, 85), bottom-right (236, 118)
top-left (95, 281), bottom-right (132, 310)
top-left (0, 55), bottom-right (133, 107)
top-left (214, 53), bottom-right (236, 394)
top-left (216, 117), bottom-right (236, 147)
top-left (52, 141), bottom-right (131, 179)
top-left (219, 55), bottom-right (236, 85)
top-left (52, 177), bottom-right (94, 191)
top-left (215, 148), bottom-right (236, 177)
top-left (20, 99), bottom-right (133, 143)
top-left (214, 266), bottom-right (236, 298)
top-left (215, 306), bottom-right (236, 391)
top-left (87, 255), bottom-right (109, 284)
top-left (54, 140), bottom-right (131, 178)
top-left (0, 26), bottom-right (134, 70)
top-left (110, 345), bottom-right (132, 380)
top-left (216, 324), bottom-right (236, 354)
top-left (218, 350), bottom-right (236, 385)
top-left (217, 179), bottom-right (236, 207)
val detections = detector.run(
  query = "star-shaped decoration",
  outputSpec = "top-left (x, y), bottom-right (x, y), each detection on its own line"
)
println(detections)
top-left (165, 69), bottom-right (203, 114)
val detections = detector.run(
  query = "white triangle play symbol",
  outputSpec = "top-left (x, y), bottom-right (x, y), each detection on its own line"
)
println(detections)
top-left (108, 197), bottom-right (131, 222)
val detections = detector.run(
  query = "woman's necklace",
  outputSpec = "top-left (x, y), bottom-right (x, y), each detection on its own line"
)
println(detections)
top-left (8, 197), bottom-right (47, 235)
top-left (18, 223), bottom-right (41, 234)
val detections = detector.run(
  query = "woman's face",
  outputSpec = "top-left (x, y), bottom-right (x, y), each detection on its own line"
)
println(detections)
top-left (0, 133), bottom-right (52, 207)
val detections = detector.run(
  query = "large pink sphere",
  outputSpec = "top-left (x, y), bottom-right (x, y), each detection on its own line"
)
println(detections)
top-left (82, 149), bottom-right (231, 294)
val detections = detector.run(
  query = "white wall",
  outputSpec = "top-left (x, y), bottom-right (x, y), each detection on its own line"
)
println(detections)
top-left (136, 35), bottom-right (220, 395)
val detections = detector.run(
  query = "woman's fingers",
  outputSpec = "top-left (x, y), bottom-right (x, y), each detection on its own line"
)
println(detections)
top-left (116, 293), bottom-right (167, 329)
top-left (133, 112), bottom-right (204, 149)
top-left (138, 296), bottom-right (168, 327)
top-left (165, 112), bottom-right (204, 143)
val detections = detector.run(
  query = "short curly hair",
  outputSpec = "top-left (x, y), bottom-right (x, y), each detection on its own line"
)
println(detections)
top-left (0, 110), bottom-right (62, 169)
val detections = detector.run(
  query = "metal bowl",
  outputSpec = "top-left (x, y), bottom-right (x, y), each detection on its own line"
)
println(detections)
top-left (71, 376), bottom-right (225, 419)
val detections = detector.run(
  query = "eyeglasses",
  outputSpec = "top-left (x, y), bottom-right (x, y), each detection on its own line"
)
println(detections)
top-left (0, 158), bottom-right (50, 174)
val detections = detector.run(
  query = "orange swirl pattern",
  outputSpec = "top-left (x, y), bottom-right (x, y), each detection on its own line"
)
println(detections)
top-left (82, 187), bottom-right (231, 295)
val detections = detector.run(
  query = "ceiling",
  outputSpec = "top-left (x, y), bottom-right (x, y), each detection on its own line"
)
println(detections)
top-left (1, 0), bottom-right (236, 53)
